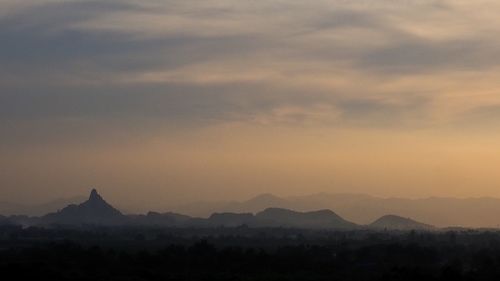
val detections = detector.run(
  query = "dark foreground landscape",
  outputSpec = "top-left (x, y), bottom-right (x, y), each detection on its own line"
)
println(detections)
top-left (2, 190), bottom-right (500, 280)
top-left (2, 225), bottom-right (500, 281)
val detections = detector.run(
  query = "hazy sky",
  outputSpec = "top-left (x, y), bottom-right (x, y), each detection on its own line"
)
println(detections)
top-left (2, 0), bottom-right (500, 206)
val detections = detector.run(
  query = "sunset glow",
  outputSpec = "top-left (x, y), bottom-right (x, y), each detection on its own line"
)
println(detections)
top-left (2, 0), bottom-right (500, 207)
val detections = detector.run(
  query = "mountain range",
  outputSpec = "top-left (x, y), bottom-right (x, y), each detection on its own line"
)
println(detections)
top-left (0, 189), bottom-right (433, 231)
top-left (169, 193), bottom-right (500, 228)
top-left (43, 189), bottom-right (126, 225)
top-left (5, 192), bottom-right (500, 227)
top-left (370, 215), bottom-right (434, 231)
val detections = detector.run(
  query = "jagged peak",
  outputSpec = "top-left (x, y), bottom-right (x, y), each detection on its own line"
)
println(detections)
top-left (89, 188), bottom-right (103, 201)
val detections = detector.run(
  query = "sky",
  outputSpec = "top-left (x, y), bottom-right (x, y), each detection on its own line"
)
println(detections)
top-left (2, 0), bottom-right (500, 207)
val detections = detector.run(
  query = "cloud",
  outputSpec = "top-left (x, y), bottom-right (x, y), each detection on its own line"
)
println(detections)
top-left (4, 0), bottom-right (500, 202)
top-left (2, 0), bottom-right (500, 142)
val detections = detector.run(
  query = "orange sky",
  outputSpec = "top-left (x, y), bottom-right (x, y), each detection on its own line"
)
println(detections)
top-left (2, 0), bottom-right (500, 206)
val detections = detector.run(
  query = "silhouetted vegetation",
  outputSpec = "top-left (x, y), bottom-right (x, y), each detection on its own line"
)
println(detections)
top-left (2, 225), bottom-right (500, 280)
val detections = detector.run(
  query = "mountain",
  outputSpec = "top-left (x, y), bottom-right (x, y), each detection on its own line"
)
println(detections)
top-left (370, 215), bottom-right (434, 230)
top-left (170, 193), bottom-right (389, 220)
top-left (3, 189), bottom-right (497, 229)
top-left (237, 194), bottom-right (291, 211)
top-left (171, 193), bottom-right (500, 228)
top-left (254, 208), bottom-right (358, 229)
top-left (172, 193), bottom-right (292, 217)
top-left (196, 208), bottom-right (358, 229)
top-left (42, 189), bottom-right (127, 225)
top-left (130, 211), bottom-right (192, 226)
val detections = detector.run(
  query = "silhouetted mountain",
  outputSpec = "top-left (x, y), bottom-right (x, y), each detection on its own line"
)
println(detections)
top-left (185, 208), bottom-right (359, 229)
top-left (130, 211), bottom-right (192, 226)
top-left (254, 208), bottom-right (358, 229)
top-left (0, 187), bottom-right (448, 230)
top-left (42, 189), bottom-right (126, 225)
top-left (173, 193), bottom-right (292, 217)
top-left (370, 215), bottom-right (434, 230)
top-left (240, 194), bottom-right (290, 210)
top-left (130, 207), bottom-right (359, 229)
top-left (171, 193), bottom-right (500, 228)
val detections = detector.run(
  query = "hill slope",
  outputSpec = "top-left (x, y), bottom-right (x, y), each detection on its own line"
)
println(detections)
top-left (171, 193), bottom-right (500, 228)
top-left (42, 189), bottom-right (126, 225)
top-left (370, 215), bottom-right (434, 230)
top-left (255, 208), bottom-right (358, 229)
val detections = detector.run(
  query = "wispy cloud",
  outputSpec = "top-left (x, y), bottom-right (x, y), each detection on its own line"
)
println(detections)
top-left (3, 1), bottom-right (500, 202)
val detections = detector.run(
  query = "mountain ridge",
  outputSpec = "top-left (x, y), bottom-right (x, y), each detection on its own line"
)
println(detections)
top-left (370, 215), bottom-right (434, 230)
top-left (42, 189), bottom-right (126, 225)
top-left (255, 208), bottom-right (358, 229)
top-left (1, 190), bottom-right (489, 229)
top-left (170, 193), bottom-right (500, 227)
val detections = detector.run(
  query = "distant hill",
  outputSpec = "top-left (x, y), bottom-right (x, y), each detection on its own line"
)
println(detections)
top-left (4, 189), bottom-right (498, 229)
top-left (42, 189), bottom-right (127, 225)
top-left (171, 193), bottom-right (500, 228)
top-left (173, 193), bottom-right (292, 218)
top-left (195, 208), bottom-right (358, 229)
top-left (254, 208), bottom-right (358, 229)
top-left (370, 215), bottom-right (434, 230)
top-left (129, 211), bottom-right (192, 226)
top-left (23, 190), bottom-right (360, 229)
